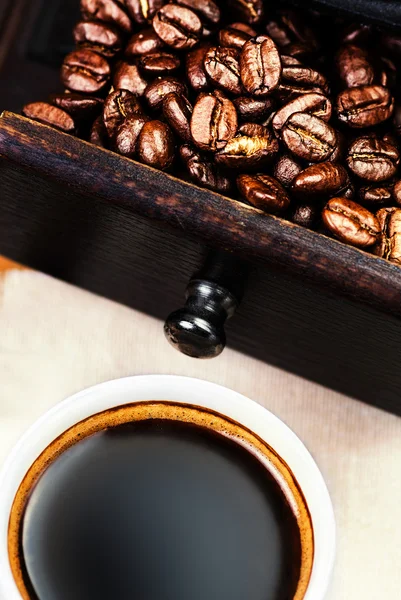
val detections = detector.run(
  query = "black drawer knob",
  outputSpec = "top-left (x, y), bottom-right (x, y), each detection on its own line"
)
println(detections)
top-left (164, 252), bottom-right (249, 359)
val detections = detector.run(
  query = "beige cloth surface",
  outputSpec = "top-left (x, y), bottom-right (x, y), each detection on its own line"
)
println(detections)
top-left (0, 269), bottom-right (400, 599)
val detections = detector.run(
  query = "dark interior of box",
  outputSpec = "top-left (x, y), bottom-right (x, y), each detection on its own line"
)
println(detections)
top-left (0, 0), bottom-right (78, 112)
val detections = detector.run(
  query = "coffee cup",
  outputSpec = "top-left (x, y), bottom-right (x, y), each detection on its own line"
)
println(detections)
top-left (0, 375), bottom-right (335, 599)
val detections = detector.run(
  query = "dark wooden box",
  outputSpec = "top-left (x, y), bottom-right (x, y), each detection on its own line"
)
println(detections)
top-left (1, 0), bottom-right (401, 416)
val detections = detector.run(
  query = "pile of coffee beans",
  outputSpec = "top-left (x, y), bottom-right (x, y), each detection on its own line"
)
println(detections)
top-left (22, 0), bottom-right (401, 265)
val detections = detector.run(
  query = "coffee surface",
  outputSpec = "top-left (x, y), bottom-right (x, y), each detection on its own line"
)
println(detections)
top-left (21, 419), bottom-right (301, 600)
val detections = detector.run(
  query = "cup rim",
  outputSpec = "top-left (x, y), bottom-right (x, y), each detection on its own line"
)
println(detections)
top-left (0, 374), bottom-right (335, 600)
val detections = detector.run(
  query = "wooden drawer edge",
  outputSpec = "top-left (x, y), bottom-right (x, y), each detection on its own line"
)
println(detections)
top-left (0, 111), bottom-right (400, 318)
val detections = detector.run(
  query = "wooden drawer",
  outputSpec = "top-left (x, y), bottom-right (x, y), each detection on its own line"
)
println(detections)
top-left (1, 112), bottom-right (401, 416)
top-left (1, 0), bottom-right (401, 416)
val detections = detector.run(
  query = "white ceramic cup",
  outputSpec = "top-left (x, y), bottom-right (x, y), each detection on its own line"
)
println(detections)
top-left (0, 375), bottom-right (335, 600)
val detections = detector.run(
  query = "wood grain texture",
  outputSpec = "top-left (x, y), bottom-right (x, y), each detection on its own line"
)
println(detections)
top-left (0, 112), bottom-right (400, 318)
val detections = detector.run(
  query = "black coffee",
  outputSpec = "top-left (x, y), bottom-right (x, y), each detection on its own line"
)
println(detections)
top-left (19, 419), bottom-right (303, 600)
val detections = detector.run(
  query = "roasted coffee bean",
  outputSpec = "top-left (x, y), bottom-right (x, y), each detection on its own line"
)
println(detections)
top-left (266, 20), bottom-right (293, 49)
top-left (186, 43), bottom-right (211, 91)
top-left (340, 23), bottom-right (372, 45)
top-left (49, 93), bottom-right (103, 121)
top-left (90, 115), bottom-right (108, 147)
top-left (163, 92), bottom-right (192, 142)
top-left (240, 36), bottom-right (281, 96)
top-left (272, 92), bottom-right (331, 136)
top-left (176, 0), bottom-right (220, 26)
top-left (233, 96), bottom-right (274, 123)
top-left (73, 20), bottom-right (122, 57)
top-left (125, 29), bottom-right (165, 57)
top-left (382, 131), bottom-right (399, 149)
top-left (273, 154), bottom-right (302, 188)
top-left (274, 54), bottom-right (328, 102)
top-left (61, 49), bottom-right (110, 94)
top-left (153, 5), bottom-right (202, 50)
top-left (237, 122), bottom-right (268, 137)
top-left (114, 115), bottom-right (148, 157)
top-left (204, 47), bottom-right (242, 95)
top-left (359, 184), bottom-right (393, 206)
top-left (322, 197), bottom-right (380, 247)
top-left (22, 102), bottom-right (76, 134)
top-left (191, 90), bottom-right (238, 151)
top-left (347, 136), bottom-right (400, 182)
top-left (375, 58), bottom-right (392, 88)
top-left (180, 144), bottom-right (231, 192)
top-left (275, 82), bottom-right (324, 103)
top-left (274, 55), bottom-right (328, 100)
top-left (281, 41), bottom-right (312, 61)
top-left (374, 207), bottom-right (401, 264)
top-left (80, 0), bottom-right (132, 33)
top-left (379, 56), bottom-right (397, 89)
top-left (280, 53), bottom-right (302, 67)
top-left (138, 52), bottom-right (180, 74)
top-left (144, 76), bottom-right (188, 110)
top-left (124, 0), bottom-right (164, 25)
top-left (228, 0), bottom-right (263, 26)
top-left (219, 27), bottom-right (251, 49)
top-left (292, 163), bottom-right (349, 199)
top-left (336, 85), bottom-right (394, 128)
top-left (215, 122), bottom-right (278, 169)
top-left (280, 63), bottom-right (328, 94)
top-left (265, 9), bottom-right (318, 52)
top-left (326, 130), bottom-right (345, 163)
top-left (281, 112), bottom-right (338, 163)
top-left (290, 203), bottom-right (319, 228)
top-left (229, 22), bottom-right (256, 36)
top-left (137, 120), bottom-right (175, 169)
top-left (335, 44), bottom-right (375, 89)
top-left (237, 174), bottom-right (290, 213)
top-left (113, 61), bottom-right (148, 96)
top-left (393, 180), bottom-right (401, 205)
top-left (103, 89), bottom-right (144, 138)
